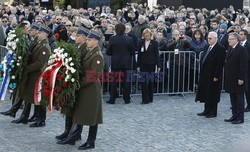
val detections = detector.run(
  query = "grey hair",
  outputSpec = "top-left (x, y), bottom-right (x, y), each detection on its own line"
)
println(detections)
top-left (208, 31), bottom-right (218, 38)
top-left (228, 32), bottom-right (240, 41)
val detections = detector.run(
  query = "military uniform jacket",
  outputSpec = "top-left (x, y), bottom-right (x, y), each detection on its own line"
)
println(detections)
top-left (65, 43), bottom-right (88, 117)
top-left (73, 46), bottom-right (104, 126)
top-left (21, 39), bottom-right (51, 104)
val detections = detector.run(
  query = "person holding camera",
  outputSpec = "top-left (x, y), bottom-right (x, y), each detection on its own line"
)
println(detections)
top-left (167, 30), bottom-right (191, 94)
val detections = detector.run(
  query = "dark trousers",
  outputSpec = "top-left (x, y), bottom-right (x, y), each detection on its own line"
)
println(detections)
top-left (109, 69), bottom-right (130, 103)
top-left (230, 93), bottom-right (245, 121)
top-left (87, 124), bottom-right (98, 143)
top-left (140, 65), bottom-right (155, 103)
top-left (21, 102), bottom-right (31, 119)
top-left (204, 102), bottom-right (218, 115)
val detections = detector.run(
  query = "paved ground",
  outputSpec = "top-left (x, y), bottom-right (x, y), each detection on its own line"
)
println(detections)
top-left (1, 93), bottom-right (250, 152)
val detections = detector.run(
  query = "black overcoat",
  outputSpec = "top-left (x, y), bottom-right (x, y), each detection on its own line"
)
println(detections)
top-left (196, 43), bottom-right (226, 103)
top-left (225, 43), bottom-right (248, 93)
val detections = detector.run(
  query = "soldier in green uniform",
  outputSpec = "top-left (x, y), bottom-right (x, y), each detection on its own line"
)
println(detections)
top-left (58, 30), bottom-right (104, 150)
top-left (0, 24), bottom-right (39, 119)
top-left (56, 26), bottom-right (89, 141)
top-left (12, 25), bottom-right (51, 127)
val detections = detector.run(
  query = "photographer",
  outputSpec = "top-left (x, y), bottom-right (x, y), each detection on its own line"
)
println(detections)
top-left (167, 30), bottom-right (191, 94)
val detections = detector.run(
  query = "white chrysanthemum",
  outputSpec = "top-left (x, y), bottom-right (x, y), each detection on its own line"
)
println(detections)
top-left (11, 60), bottom-right (14, 63)
top-left (11, 76), bottom-right (15, 79)
top-left (18, 56), bottom-right (22, 60)
top-left (71, 68), bottom-right (76, 74)
top-left (71, 78), bottom-right (75, 82)
top-left (68, 57), bottom-right (72, 62)
top-left (16, 63), bottom-right (20, 66)
top-left (70, 62), bottom-right (74, 66)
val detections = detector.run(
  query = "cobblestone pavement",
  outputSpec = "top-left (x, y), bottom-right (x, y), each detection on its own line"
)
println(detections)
top-left (1, 93), bottom-right (250, 152)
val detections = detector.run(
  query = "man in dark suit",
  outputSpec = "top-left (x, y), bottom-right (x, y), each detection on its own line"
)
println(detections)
top-left (196, 32), bottom-right (226, 118)
top-left (106, 23), bottom-right (135, 104)
top-left (225, 32), bottom-right (248, 124)
top-left (239, 29), bottom-right (250, 112)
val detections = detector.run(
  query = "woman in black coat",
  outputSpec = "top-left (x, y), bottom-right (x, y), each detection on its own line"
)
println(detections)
top-left (137, 28), bottom-right (160, 104)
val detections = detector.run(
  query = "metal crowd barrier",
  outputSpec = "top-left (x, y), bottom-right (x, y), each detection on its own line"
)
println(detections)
top-left (102, 51), bottom-right (198, 97)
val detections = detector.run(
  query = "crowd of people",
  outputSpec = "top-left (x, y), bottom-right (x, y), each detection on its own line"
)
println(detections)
top-left (0, 1), bottom-right (250, 150)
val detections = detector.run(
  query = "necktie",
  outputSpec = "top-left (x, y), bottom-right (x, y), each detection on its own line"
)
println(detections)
top-left (202, 46), bottom-right (212, 64)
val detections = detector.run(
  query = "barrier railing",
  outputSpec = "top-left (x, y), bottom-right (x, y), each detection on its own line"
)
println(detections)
top-left (102, 51), bottom-right (198, 97)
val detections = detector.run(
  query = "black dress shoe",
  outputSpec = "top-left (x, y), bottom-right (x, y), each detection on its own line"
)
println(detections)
top-left (197, 111), bottom-right (207, 116)
top-left (11, 117), bottom-right (28, 124)
top-left (205, 114), bottom-right (217, 118)
top-left (231, 120), bottom-right (244, 124)
top-left (28, 116), bottom-right (38, 122)
top-left (30, 121), bottom-right (45, 127)
top-left (244, 108), bottom-right (250, 112)
top-left (0, 111), bottom-right (16, 118)
top-left (106, 101), bottom-right (115, 104)
top-left (78, 141), bottom-right (95, 150)
top-left (224, 116), bottom-right (236, 122)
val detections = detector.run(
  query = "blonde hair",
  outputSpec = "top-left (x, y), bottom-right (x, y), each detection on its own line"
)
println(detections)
top-left (142, 28), bottom-right (152, 37)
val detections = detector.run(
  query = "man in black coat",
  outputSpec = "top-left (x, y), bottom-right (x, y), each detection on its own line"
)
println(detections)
top-left (224, 32), bottom-right (248, 124)
top-left (239, 29), bottom-right (250, 112)
top-left (196, 32), bottom-right (226, 118)
top-left (106, 23), bottom-right (135, 104)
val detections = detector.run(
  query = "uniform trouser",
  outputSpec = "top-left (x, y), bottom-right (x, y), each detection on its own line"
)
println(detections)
top-left (140, 65), bottom-right (155, 103)
top-left (230, 93), bottom-right (245, 121)
top-left (109, 69), bottom-right (130, 103)
top-left (11, 90), bottom-right (17, 105)
top-left (204, 102), bottom-right (218, 115)
top-left (87, 124), bottom-right (98, 143)
top-left (21, 102), bottom-right (31, 119)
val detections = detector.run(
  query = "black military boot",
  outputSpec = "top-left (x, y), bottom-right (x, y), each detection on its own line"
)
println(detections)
top-left (30, 106), bottom-right (46, 127)
top-left (0, 110), bottom-right (16, 118)
top-left (57, 123), bottom-right (82, 145)
top-left (1, 98), bottom-right (23, 118)
top-left (78, 125), bottom-right (98, 150)
top-left (11, 102), bottom-right (31, 124)
top-left (55, 116), bottom-right (73, 140)
top-left (28, 105), bottom-right (39, 122)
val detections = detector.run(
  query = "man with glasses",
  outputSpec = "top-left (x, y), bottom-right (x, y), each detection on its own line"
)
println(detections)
top-left (0, 16), bottom-right (10, 46)
top-left (53, 16), bottom-right (62, 31)
top-left (196, 31), bottom-right (226, 118)
top-left (225, 32), bottom-right (248, 124)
